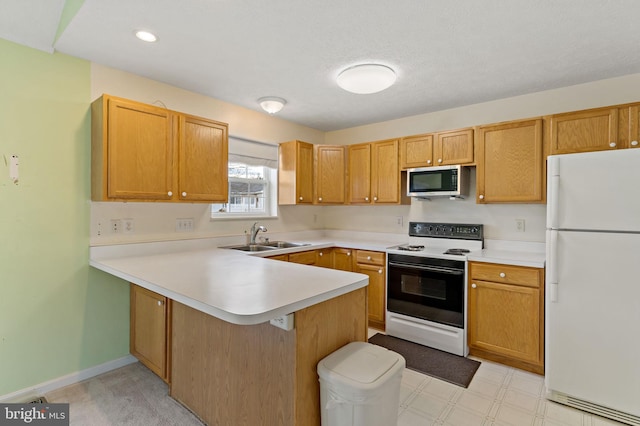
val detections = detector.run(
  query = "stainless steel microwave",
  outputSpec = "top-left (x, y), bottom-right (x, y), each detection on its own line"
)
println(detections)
top-left (406, 165), bottom-right (469, 198)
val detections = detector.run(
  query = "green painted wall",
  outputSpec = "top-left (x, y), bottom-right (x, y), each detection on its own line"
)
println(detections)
top-left (0, 38), bottom-right (130, 396)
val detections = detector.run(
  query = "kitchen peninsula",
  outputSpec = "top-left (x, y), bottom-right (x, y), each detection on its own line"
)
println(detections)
top-left (90, 242), bottom-right (369, 426)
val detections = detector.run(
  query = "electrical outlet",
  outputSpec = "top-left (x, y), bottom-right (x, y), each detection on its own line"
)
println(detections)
top-left (270, 313), bottom-right (294, 331)
top-left (515, 218), bottom-right (525, 232)
top-left (110, 219), bottom-right (122, 234)
top-left (175, 218), bottom-right (194, 232)
top-left (395, 216), bottom-right (404, 226)
top-left (122, 218), bottom-right (135, 234)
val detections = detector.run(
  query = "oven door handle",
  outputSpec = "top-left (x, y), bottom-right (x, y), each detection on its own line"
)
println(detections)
top-left (388, 262), bottom-right (464, 276)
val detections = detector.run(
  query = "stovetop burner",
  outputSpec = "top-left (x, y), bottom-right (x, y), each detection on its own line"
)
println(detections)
top-left (443, 248), bottom-right (471, 256)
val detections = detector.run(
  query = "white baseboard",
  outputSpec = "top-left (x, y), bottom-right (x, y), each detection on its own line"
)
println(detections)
top-left (0, 355), bottom-right (138, 403)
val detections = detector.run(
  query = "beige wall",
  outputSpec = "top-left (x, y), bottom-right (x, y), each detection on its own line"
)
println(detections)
top-left (321, 73), bottom-right (640, 242)
top-left (90, 64), bottom-right (325, 245)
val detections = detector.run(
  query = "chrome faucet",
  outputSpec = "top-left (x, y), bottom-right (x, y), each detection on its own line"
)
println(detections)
top-left (249, 222), bottom-right (267, 244)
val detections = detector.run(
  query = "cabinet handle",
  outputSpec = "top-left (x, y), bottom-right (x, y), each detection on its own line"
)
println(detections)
top-left (299, 196), bottom-right (303, 201)
top-left (365, 197), bottom-right (369, 201)
top-left (167, 191), bottom-right (173, 197)
top-left (499, 272), bottom-right (506, 278)
top-left (182, 191), bottom-right (187, 197)
top-left (318, 197), bottom-right (322, 202)
top-left (378, 269), bottom-right (383, 274)
top-left (319, 252), bottom-right (323, 256)
top-left (632, 140), bottom-right (639, 147)
top-left (157, 300), bottom-right (163, 306)
top-left (479, 194), bottom-right (484, 200)
top-left (438, 158), bottom-right (443, 163)
top-left (367, 256), bottom-right (372, 260)
top-left (471, 283), bottom-right (477, 289)
top-left (609, 142), bottom-right (617, 148)
top-left (427, 160), bottom-right (432, 164)
top-left (373, 196), bottom-right (378, 201)
top-left (347, 252), bottom-right (351, 256)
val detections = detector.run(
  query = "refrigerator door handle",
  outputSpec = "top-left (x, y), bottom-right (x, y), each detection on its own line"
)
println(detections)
top-left (547, 158), bottom-right (560, 229)
top-left (548, 229), bottom-right (559, 302)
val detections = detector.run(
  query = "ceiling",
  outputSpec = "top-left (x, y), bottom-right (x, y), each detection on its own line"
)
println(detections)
top-left (3, 0), bottom-right (640, 131)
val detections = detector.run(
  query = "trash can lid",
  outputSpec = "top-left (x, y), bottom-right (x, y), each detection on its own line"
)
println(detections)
top-left (318, 342), bottom-right (403, 384)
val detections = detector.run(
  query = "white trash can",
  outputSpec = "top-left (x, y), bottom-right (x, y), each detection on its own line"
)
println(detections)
top-left (317, 341), bottom-right (405, 426)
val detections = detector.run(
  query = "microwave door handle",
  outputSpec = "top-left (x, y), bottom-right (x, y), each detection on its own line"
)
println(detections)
top-left (388, 262), bottom-right (464, 276)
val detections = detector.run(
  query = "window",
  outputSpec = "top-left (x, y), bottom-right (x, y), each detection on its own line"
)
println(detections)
top-left (211, 138), bottom-right (278, 219)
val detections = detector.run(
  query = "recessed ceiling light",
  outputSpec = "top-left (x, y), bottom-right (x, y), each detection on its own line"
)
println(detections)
top-left (135, 30), bottom-right (158, 43)
top-left (337, 64), bottom-right (397, 94)
top-left (258, 97), bottom-right (287, 114)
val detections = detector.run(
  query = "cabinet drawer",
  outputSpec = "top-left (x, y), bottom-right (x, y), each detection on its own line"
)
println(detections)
top-left (470, 262), bottom-right (542, 288)
top-left (288, 250), bottom-right (317, 265)
top-left (355, 250), bottom-right (385, 266)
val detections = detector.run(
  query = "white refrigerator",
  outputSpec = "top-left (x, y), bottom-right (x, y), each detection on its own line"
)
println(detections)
top-left (546, 148), bottom-right (640, 425)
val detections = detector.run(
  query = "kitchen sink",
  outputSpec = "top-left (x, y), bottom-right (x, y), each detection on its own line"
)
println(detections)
top-left (222, 244), bottom-right (278, 252)
top-left (261, 241), bottom-right (310, 248)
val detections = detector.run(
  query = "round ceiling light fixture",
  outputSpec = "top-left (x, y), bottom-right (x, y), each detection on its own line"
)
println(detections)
top-left (336, 64), bottom-right (397, 94)
top-left (258, 97), bottom-right (287, 114)
top-left (134, 30), bottom-right (158, 43)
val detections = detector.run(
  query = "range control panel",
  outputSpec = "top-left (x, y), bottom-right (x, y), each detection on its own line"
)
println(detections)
top-left (408, 222), bottom-right (483, 240)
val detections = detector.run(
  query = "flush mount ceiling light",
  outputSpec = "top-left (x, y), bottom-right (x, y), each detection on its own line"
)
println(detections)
top-left (337, 64), bottom-right (397, 94)
top-left (258, 97), bottom-right (287, 114)
top-left (134, 30), bottom-right (158, 43)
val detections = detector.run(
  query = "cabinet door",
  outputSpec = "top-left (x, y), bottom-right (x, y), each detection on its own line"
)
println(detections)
top-left (315, 145), bottom-right (346, 204)
top-left (333, 248), bottom-right (354, 271)
top-left (278, 140), bottom-right (314, 204)
top-left (356, 263), bottom-right (386, 329)
top-left (434, 128), bottom-right (474, 165)
top-left (348, 143), bottom-right (372, 203)
top-left (400, 134), bottom-right (433, 169)
top-left (476, 119), bottom-right (544, 203)
top-left (288, 250), bottom-right (317, 265)
top-left (626, 105), bottom-right (640, 149)
top-left (179, 115), bottom-right (228, 202)
top-left (371, 139), bottom-right (400, 203)
top-left (107, 98), bottom-right (173, 200)
top-left (468, 280), bottom-right (541, 365)
top-left (316, 248), bottom-right (334, 268)
top-left (130, 285), bottom-right (169, 381)
top-left (548, 107), bottom-right (619, 154)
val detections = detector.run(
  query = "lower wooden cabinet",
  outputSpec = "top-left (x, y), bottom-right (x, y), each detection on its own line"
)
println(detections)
top-left (315, 248), bottom-right (334, 268)
top-left (130, 284), bottom-right (171, 382)
top-left (288, 250), bottom-right (317, 265)
top-left (333, 248), bottom-right (354, 271)
top-left (354, 250), bottom-right (386, 331)
top-left (467, 262), bottom-right (544, 375)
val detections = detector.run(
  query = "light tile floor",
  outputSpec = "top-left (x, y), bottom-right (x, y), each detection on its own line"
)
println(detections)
top-left (47, 336), bottom-right (628, 426)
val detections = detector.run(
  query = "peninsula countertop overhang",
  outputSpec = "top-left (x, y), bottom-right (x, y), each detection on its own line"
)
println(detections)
top-left (90, 244), bottom-right (369, 325)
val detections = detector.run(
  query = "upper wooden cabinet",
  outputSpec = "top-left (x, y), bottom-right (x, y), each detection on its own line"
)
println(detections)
top-left (434, 128), bottom-right (474, 166)
top-left (349, 139), bottom-right (408, 205)
top-left (547, 107), bottom-right (619, 155)
top-left (314, 145), bottom-right (346, 204)
top-left (278, 140), bottom-right (314, 205)
top-left (91, 94), bottom-right (228, 202)
top-left (400, 129), bottom-right (473, 169)
top-left (619, 103), bottom-right (640, 149)
top-left (400, 134), bottom-right (433, 169)
top-left (476, 119), bottom-right (545, 204)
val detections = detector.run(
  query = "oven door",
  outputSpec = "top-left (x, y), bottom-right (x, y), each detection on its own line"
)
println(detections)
top-left (387, 255), bottom-right (465, 328)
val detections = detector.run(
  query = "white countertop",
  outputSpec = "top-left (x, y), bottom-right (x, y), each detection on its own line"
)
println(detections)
top-left (90, 231), bottom-right (545, 325)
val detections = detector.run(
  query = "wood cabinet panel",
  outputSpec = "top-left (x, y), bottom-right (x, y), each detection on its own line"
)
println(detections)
top-left (314, 145), bottom-right (346, 204)
top-left (348, 143), bottom-right (372, 203)
top-left (178, 114), bottom-right (228, 201)
top-left (468, 262), bottom-right (544, 374)
top-left (400, 133), bottom-right (433, 169)
top-left (355, 250), bottom-right (385, 266)
top-left (434, 128), bottom-right (474, 165)
top-left (315, 248), bottom-right (334, 268)
top-left (130, 284), bottom-right (170, 382)
top-left (371, 139), bottom-right (401, 203)
top-left (354, 249), bottom-right (386, 330)
top-left (548, 107), bottom-right (619, 154)
top-left (623, 104), bottom-right (640, 149)
top-left (333, 248), bottom-right (354, 271)
top-left (278, 140), bottom-right (314, 204)
top-left (476, 119), bottom-right (544, 203)
top-left (288, 250), bottom-right (317, 265)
